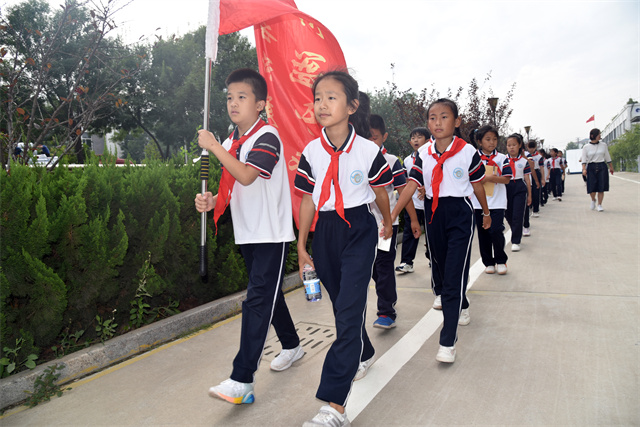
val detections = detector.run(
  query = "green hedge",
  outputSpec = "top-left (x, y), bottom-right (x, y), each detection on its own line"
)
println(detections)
top-left (0, 155), bottom-right (271, 370)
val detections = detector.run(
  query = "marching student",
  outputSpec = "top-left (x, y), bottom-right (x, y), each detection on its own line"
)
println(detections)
top-left (504, 133), bottom-right (532, 252)
top-left (547, 148), bottom-right (564, 201)
top-left (557, 150), bottom-right (567, 193)
top-left (396, 127), bottom-right (432, 274)
top-left (195, 68), bottom-right (302, 405)
top-left (391, 98), bottom-right (490, 364)
top-left (368, 114), bottom-right (419, 329)
top-left (535, 147), bottom-right (548, 208)
top-left (469, 126), bottom-right (511, 275)
top-left (295, 70), bottom-right (395, 427)
top-left (581, 128), bottom-right (614, 211)
top-left (522, 142), bottom-right (542, 236)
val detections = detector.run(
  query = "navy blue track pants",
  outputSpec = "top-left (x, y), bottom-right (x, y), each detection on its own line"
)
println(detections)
top-left (506, 180), bottom-right (528, 245)
top-left (424, 197), bottom-right (473, 347)
top-left (231, 242), bottom-right (300, 383)
top-left (474, 208), bottom-right (508, 267)
top-left (373, 224), bottom-right (398, 320)
top-left (312, 205), bottom-right (377, 406)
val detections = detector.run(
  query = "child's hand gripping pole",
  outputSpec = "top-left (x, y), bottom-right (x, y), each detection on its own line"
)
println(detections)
top-left (199, 148), bottom-right (209, 283)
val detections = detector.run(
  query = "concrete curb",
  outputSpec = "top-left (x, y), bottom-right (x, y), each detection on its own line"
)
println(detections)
top-left (0, 273), bottom-right (302, 410)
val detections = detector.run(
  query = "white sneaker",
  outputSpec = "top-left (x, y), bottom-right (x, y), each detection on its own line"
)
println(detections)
top-left (303, 405), bottom-right (351, 427)
top-left (590, 200), bottom-right (596, 210)
top-left (484, 265), bottom-right (496, 274)
top-left (523, 228), bottom-right (531, 237)
top-left (270, 345), bottom-right (304, 371)
top-left (558, 197), bottom-right (562, 201)
top-left (552, 197), bottom-right (558, 201)
top-left (511, 244), bottom-right (521, 252)
top-left (354, 355), bottom-right (375, 381)
top-left (432, 295), bottom-right (442, 310)
top-left (208, 378), bottom-right (254, 404)
top-left (532, 212), bottom-right (539, 218)
top-left (458, 309), bottom-right (470, 326)
top-left (395, 263), bottom-right (414, 273)
top-left (496, 264), bottom-right (507, 275)
top-left (436, 345), bottom-right (456, 363)
top-left (597, 205), bottom-right (604, 212)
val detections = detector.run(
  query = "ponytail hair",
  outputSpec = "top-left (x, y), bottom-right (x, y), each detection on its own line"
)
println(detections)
top-left (352, 91), bottom-right (371, 139)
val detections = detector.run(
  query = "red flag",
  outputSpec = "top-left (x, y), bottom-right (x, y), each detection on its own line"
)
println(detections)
top-left (218, 0), bottom-right (299, 35)
top-left (586, 115), bottom-right (595, 123)
top-left (254, 13), bottom-right (346, 226)
top-left (213, 0), bottom-right (347, 227)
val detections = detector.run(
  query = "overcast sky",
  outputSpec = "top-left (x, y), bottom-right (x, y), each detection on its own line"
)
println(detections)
top-left (2, 0), bottom-right (638, 148)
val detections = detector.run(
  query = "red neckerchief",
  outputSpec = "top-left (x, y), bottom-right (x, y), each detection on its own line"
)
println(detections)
top-left (213, 119), bottom-right (266, 233)
top-left (480, 150), bottom-right (500, 170)
top-left (508, 155), bottom-right (522, 181)
top-left (381, 146), bottom-right (387, 155)
top-left (428, 136), bottom-right (466, 223)
top-left (552, 157), bottom-right (556, 169)
top-left (313, 126), bottom-right (356, 227)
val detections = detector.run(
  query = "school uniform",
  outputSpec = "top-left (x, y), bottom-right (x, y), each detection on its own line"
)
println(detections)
top-left (471, 150), bottom-right (510, 267)
top-left (369, 147), bottom-right (406, 321)
top-left (582, 141), bottom-right (612, 193)
top-left (504, 155), bottom-right (531, 245)
top-left (527, 151), bottom-right (544, 213)
top-left (295, 125), bottom-right (393, 406)
top-left (542, 158), bottom-right (551, 204)
top-left (547, 156), bottom-right (563, 198)
top-left (221, 119), bottom-right (299, 384)
top-left (399, 150), bottom-right (428, 266)
top-left (410, 136), bottom-right (485, 347)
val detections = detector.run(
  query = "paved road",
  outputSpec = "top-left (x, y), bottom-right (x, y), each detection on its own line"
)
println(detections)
top-left (1, 173), bottom-right (638, 426)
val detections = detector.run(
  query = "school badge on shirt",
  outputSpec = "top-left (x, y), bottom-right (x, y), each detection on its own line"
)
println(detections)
top-left (350, 170), bottom-right (364, 185)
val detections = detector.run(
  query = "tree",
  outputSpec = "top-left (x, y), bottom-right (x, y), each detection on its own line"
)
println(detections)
top-left (115, 29), bottom-right (258, 160)
top-left (0, 0), bottom-right (145, 168)
top-left (610, 125), bottom-right (640, 171)
top-left (566, 141), bottom-right (580, 150)
top-left (369, 68), bottom-right (516, 156)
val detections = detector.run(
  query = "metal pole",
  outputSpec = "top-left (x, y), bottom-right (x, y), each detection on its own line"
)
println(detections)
top-left (199, 57), bottom-right (212, 283)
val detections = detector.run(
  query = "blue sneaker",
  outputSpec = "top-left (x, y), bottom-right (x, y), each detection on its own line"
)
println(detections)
top-left (373, 316), bottom-right (396, 329)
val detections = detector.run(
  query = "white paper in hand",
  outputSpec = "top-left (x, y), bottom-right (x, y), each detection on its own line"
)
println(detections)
top-left (377, 222), bottom-right (391, 252)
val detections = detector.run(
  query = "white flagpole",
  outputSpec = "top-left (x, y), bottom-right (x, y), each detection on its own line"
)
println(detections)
top-left (200, 0), bottom-right (220, 282)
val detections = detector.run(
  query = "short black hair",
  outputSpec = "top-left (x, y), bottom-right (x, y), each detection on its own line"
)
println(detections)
top-left (225, 68), bottom-right (268, 102)
top-left (589, 128), bottom-right (601, 141)
top-left (527, 141), bottom-right (537, 149)
top-left (370, 114), bottom-right (386, 135)
top-left (410, 127), bottom-right (431, 140)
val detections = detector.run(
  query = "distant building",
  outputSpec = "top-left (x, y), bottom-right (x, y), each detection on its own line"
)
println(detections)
top-left (602, 102), bottom-right (640, 144)
top-left (82, 132), bottom-right (122, 157)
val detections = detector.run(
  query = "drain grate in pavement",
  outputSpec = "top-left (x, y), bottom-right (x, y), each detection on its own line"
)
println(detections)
top-left (262, 322), bottom-right (336, 362)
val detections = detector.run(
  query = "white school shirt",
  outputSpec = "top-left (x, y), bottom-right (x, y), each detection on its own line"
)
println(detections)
top-left (504, 155), bottom-right (531, 180)
top-left (409, 137), bottom-right (485, 199)
top-left (404, 151), bottom-right (424, 210)
top-left (471, 150), bottom-right (509, 210)
top-left (223, 120), bottom-right (295, 245)
top-left (295, 126), bottom-right (393, 211)
top-left (581, 141), bottom-right (612, 164)
top-left (527, 151), bottom-right (544, 170)
top-left (370, 148), bottom-right (406, 226)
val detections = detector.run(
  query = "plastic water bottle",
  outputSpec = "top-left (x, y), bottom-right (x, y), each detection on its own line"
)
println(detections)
top-left (303, 264), bottom-right (322, 302)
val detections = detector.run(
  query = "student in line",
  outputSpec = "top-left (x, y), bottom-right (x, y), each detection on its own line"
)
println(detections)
top-left (391, 98), bottom-right (490, 364)
top-left (469, 126), bottom-right (511, 275)
top-left (295, 70), bottom-right (394, 427)
top-left (396, 127), bottom-right (432, 274)
top-left (504, 133), bottom-right (532, 252)
top-left (368, 114), bottom-right (420, 329)
top-left (195, 68), bottom-right (302, 405)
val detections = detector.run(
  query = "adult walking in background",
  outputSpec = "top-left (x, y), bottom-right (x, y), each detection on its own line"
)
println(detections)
top-left (581, 128), bottom-right (614, 212)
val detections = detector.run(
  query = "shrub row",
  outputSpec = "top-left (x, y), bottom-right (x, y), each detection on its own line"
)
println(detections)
top-left (0, 154), bottom-right (282, 372)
